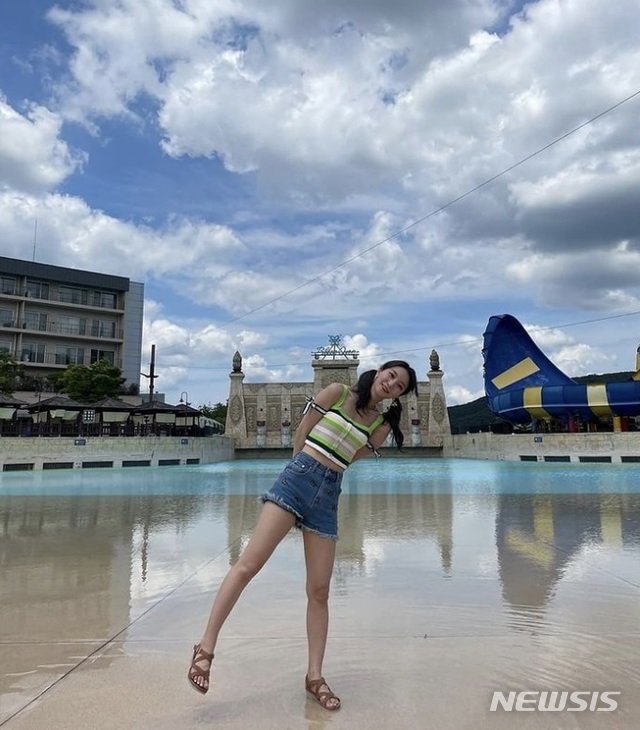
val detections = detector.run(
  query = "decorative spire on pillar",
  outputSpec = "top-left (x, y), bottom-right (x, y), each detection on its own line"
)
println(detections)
top-left (226, 351), bottom-right (247, 439)
top-left (429, 349), bottom-right (440, 372)
top-left (427, 349), bottom-right (450, 447)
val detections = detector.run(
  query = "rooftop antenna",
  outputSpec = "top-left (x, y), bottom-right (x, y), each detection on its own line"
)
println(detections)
top-left (32, 219), bottom-right (38, 262)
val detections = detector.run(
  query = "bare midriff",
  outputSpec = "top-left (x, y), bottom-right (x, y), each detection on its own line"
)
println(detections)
top-left (300, 444), bottom-right (346, 474)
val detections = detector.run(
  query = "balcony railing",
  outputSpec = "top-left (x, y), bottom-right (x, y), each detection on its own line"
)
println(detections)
top-left (0, 286), bottom-right (123, 311)
top-left (0, 320), bottom-right (123, 340)
top-left (5, 350), bottom-right (121, 369)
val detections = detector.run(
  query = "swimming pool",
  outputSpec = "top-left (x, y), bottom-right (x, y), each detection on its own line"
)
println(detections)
top-left (2, 456), bottom-right (640, 495)
top-left (1, 458), bottom-right (639, 728)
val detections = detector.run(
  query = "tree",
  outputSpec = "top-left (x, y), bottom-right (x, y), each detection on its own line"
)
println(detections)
top-left (0, 351), bottom-right (23, 394)
top-left (199, 401), bottom-right (228, 424)
top-left (55, 359), bottom-right (126, 402)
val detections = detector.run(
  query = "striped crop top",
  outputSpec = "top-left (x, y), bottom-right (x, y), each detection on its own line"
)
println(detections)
top-left (304, 385), bottom-right (384, 469)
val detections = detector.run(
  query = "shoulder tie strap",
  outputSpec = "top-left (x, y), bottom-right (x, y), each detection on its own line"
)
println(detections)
top-left (303, 396), bottom-right (328, 417)
top-left (366, 441), bottom-right (382, 459)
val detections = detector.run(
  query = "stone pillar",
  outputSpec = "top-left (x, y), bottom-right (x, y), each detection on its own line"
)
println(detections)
top-left (426, 367), bottom-right (450, 447)
top-left (226, 370), bottom-right (247, 443)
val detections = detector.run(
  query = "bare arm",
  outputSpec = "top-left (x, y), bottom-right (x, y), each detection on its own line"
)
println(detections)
top-left (292, 382), bottom-right (345, 455)
top-left (350, 421), bottom-right (391, 463)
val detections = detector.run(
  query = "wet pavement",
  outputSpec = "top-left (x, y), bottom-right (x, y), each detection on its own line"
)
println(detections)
top-left (1, 459), bottom-right (639, 729)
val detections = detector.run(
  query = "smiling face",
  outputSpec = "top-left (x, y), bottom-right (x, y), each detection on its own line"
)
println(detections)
top-left (373, 365), bottom-right (411, 401)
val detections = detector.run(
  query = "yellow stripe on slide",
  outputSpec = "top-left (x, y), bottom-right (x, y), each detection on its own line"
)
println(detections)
top-left (523, 387), bottom-right (551, 420)
top-left (491, 357), bottom-right (540, 389)
top-left (587, 383), bottom-right (612, 417)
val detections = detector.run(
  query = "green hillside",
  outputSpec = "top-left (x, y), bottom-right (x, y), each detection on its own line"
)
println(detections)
top-left (448, 371), bottom-right (635, 433)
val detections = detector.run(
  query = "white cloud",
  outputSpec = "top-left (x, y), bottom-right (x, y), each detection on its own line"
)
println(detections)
top-left (242, 354), bottom-right (304, 382)
top-left (46, 0), bottom-right (638, 205)
top-left (552, 343), bottom-right (613, 376)
top-left (0, 96), bottom-right (84, 192)
top-left (3, 0), bottom-right (640, 408)
top-left (0, 191), bottom-right (246, 290)
top-left (238, 330), bottom-right (269, 349)
top-left (506, 249), bottom-right (640, 310)
top-left (528, 324), bottom-right (574, 350)
top-left (447, 383), bottom-right (484, 406)
top-left (139, 299), bottom-right (269, 402)
top-left (343, 334), bottom-right (384, 371)
top-left (526, 323), bottom-right (615, 377)
top-left (36, 0), bottom-right (640, 312)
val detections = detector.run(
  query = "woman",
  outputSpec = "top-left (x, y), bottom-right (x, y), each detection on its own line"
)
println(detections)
top-left (188, 360), bottom-right (418, 710)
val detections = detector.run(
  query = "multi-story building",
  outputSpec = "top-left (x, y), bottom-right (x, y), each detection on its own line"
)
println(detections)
top-left (0, 256), bottom-right (144, 390)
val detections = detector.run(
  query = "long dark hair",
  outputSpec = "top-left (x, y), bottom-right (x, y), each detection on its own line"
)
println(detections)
top-left (353, 359), bottom-right (418, 449)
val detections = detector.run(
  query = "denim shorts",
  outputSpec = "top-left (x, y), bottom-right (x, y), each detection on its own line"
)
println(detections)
top-left (260, 451), bottom-right (343, 540)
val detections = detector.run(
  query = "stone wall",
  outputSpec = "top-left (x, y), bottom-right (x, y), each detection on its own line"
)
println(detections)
top-left (0, 435), bottom-right (234, 471)
top-left (444, 432), bottom-right (640, 463)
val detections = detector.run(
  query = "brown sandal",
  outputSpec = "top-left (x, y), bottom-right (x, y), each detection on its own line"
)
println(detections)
top-left (305, 675), bottom-right (341, 711)
top-left (188, 644), bottom-right (214, 695)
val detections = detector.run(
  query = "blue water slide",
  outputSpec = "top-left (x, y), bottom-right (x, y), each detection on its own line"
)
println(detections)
top-left (482, 314), bottom-right (640, 423)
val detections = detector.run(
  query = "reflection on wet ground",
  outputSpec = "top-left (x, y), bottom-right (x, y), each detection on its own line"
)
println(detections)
top-left (1, 459), bottom-right (639, 729)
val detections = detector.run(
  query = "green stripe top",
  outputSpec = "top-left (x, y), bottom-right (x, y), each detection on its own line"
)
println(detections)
top-left (305, 385), bottom-right (384, 468)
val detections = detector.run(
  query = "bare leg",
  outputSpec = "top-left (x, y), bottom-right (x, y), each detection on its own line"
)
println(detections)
top-left (189, 502), bottom-right (296, 691)
top-left (303, 529), bottom-right (339, 709)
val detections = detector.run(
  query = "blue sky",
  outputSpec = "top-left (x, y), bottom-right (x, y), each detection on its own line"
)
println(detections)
top-left (1, 0), bottom-right (640, 408)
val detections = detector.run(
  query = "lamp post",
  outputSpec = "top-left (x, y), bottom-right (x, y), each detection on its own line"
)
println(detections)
top-left (179, 391), bottom-right (191, 436)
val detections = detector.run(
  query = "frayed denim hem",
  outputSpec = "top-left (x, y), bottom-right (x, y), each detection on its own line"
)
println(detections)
top-left (259, 494), bottom-right (338, 540)
top-left (260, 493), bottom-right (303, 523)
top-left (301, 524), bottom-right (339, 541)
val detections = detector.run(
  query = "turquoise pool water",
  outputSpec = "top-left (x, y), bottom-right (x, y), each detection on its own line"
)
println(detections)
top-left (2, 458), bottom-right (639, 728)
top-left (2, 457), bottom-right (640, 495)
